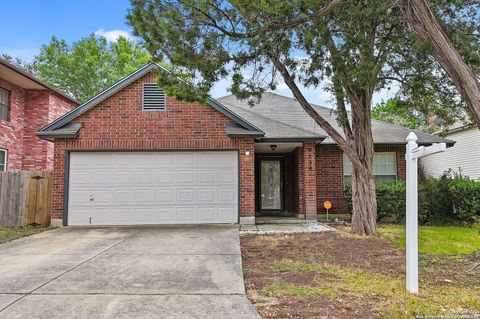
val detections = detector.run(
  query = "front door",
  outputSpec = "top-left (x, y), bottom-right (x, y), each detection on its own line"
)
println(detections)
top-left (259, 159), bottom-right (283, 211)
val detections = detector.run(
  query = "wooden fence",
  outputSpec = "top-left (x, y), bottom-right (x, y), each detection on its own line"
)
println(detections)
top-left (0, 170), bottom-right (53, 227)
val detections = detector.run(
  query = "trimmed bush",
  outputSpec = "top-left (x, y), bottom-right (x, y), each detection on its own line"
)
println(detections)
top-left (449, 179), bottom-right (480, 223)
top-left (343, 170), bottom-right (480, 225)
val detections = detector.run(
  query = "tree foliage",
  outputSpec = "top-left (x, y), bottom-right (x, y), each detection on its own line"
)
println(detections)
top-left (371, 97), bottom-right (465, 132)
top-left (0, 53), bottom-right (34, 73)
top-left (397, 0), bottom-right (480, 128)
top-left (32, 35), bottom-right (151, 102)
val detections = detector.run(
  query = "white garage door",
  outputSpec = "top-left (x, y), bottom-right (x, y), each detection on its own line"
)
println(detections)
top-left (67, 151), bottom-right (239, 225)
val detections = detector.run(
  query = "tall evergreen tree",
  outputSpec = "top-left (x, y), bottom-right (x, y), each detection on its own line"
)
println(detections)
top-left (127, 0), bottom-right (477, 234)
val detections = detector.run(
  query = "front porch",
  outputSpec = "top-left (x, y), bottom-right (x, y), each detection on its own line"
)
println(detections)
top-left (249, 141), bottom-right (318, 224)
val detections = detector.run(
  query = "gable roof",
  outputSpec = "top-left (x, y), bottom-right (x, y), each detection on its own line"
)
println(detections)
top-left (0, 58), bottom-right (78, 104)
top-left (218, 92), bottom-right (454, 146)
top-left (37, 62), bottom-right (262, 138)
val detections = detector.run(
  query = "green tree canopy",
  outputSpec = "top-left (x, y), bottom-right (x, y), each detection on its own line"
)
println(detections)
top-left (127, 0), bottom-right (478, 235)
top-left (32, 34), bottom-right (151, 102)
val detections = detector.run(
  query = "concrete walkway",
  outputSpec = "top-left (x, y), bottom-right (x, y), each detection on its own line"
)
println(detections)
top-left (0, 225), bottom-right (259, 319)
top-left (240, 222), bottom-right (336, 235)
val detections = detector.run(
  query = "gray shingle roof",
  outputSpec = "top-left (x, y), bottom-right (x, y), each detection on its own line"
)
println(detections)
top-left (218, 92), bottom-right (454, 146)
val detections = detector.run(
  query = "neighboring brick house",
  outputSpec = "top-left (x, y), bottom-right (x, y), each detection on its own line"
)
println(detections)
top-left (37, 63), bottom-right (451, 226)
top-left (0, 59), bottom-right (78, 171)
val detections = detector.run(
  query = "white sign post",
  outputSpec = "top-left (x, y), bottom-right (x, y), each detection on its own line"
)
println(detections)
top-left (405, 132), bottom-right (446, 293)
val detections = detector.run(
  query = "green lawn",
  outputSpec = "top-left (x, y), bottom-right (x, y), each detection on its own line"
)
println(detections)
top-left (378, 225), bottom-right (480, 255)
top-left (0, 226), bottom-right (49, 244)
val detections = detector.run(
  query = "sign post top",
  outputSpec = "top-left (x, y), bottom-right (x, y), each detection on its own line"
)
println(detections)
top-left (406, 132), bottom-right (418, 143)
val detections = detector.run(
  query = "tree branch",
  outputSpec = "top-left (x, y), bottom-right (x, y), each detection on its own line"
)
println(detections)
top-left (267, 52), bottom-right (361, 167)
top-left (396, 0), bottom-right (480, 130)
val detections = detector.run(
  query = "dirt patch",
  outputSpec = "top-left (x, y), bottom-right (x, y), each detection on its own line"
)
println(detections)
top-left (241, 230), bottom-right (480, 318)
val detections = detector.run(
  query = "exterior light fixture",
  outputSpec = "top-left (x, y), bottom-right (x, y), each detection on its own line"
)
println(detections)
top-left (270, 144), bottom-right (277, 151)
top-left (245, 150), bottom-right (250, 156)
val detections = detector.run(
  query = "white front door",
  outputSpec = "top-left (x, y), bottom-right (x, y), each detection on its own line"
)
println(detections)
top-left (67, 151), bottom-right (238, 225)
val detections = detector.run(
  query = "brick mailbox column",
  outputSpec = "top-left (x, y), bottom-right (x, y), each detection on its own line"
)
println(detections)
top-left (300, 142), bottom-right (317, 220)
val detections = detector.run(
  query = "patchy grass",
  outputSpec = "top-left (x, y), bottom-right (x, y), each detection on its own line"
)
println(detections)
top-left (242, 229), bottom-right (480, 319)
top-left (0, 226), bottom-right (49, 244)
top-left (378, 225), bottom-right (480, 255)
top-left (263, 282), bottom-right (336, 297)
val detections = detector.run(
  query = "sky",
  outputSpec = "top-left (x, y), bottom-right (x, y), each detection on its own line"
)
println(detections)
top-left (0, 0), bottom-right (394, 107)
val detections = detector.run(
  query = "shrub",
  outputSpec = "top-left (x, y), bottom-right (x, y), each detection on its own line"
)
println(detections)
top-left (344, 181), bottom-right (407, 223)
top-left (343, 169), bottom-right (480, 225)
top-left (449, 179), bottom-right (480, 223)
top-left (376, 181), bottom-right (406, 223)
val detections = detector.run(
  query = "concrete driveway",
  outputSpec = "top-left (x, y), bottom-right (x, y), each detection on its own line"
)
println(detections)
top-left (0, 225), bottom-right (259, 319)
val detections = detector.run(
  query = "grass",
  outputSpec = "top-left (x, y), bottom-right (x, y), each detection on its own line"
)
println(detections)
top-left (263, 282), bottom-right (336, 297)
top-left (260, 258), bottom-right (480, 317)
top-left (0, 226), bottom-right (49, 244)
top-left (378, 225), bottom-right (480, 255)
top-left (242, 227), bottom-right (480, 318)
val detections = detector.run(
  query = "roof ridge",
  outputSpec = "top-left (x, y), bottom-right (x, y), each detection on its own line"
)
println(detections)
top-left (218, 91), bottom-right (333, 111)
top-left (224, 102), bottom-right (325, 137)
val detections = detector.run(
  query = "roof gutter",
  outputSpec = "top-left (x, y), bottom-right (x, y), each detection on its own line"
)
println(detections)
top-left (0, 59), bottom-right (79, 105)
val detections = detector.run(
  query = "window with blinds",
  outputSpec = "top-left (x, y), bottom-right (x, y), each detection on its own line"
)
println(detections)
top-left (0, 87), bottom-right (10, 121)
top-left (142, 83), bottom-right (166, 111)
top-left (343, 152), bottom-right (397, 187)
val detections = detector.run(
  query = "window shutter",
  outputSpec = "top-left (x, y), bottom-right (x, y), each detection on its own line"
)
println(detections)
top-left (142, 83), bottom-right (166, 111)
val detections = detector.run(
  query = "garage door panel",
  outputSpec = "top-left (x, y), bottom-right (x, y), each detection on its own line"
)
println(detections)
top-left (219, 207), bottom-right (236, 221)
top-left (176, 170), bottom-right (196, 184)
top-left (157, 171), bottom-right (175, 184)
top-left (133, 208), bottom-right (155, 223)
top-left (197, 189), bottom-right (215, 203)
top-left (218, 170), bottom-right (237, 184)
top-left (113, 190), bottom-right (135, 203)
top-left (113, 170), bottom-right (135, 185)
top-left (156, 153), bottom-right (176, 166)
top-left (177, 207), bottom-right (195, 221)
top-left (218, 189), bottom-right (235, 202)
top-left (157, 189), bottom-right (175, 203)
top-left (176, 153), bottom-right (195, 166)
top-left (135, 189), bottom-right (156, 202)
top-left (197, 170), bottom-right (217, 185)
top-left (176, 188), bottom-right (195, 203)
top-left (68, 151), bottom-right (238, 225)
top-left (197, 153), bottom-right (217, 166)
top-left (69, 190), bottom-right (91, 205)
top-left (197, 207), bottom-right (216, 221)
top-left (135, 170), bottom-right (155, 185)
top-left (69, 170), bottom-right (91, 186)
top-left (154, 207), bottom-right (177, 221)
top-left (134, 153), bottom-right (157, 167)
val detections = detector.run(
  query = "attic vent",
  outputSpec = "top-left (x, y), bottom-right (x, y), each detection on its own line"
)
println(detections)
top-left (142, 83), bottom-right (166, 111)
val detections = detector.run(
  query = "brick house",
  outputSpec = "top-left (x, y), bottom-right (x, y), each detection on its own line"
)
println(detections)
top-left (0, 59), bottom-right (78, 171)
top-left (37, 63), bottom-right (451, 226)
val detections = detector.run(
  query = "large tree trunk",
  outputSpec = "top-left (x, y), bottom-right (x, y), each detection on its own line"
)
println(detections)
top-left (270, 54), bottom-right (378, 235)
top-left (348, 90), bottom-right (377, 235)
top-left (351, 164), bottom-right (377, 235)
top-left (398, 0), bottom-right (480, 129)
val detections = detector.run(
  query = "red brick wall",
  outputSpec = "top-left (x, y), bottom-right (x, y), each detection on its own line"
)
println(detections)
top-left (0, 79), bottom-right (26, 170)
top-left (0, 78), bottom-right (76, 171)
top-left (22, 90), bottom-right (50, 170)
top-left (51, 72), bottom-right (256, 221)
top-left (316, 144), bottom-right (407, 214)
